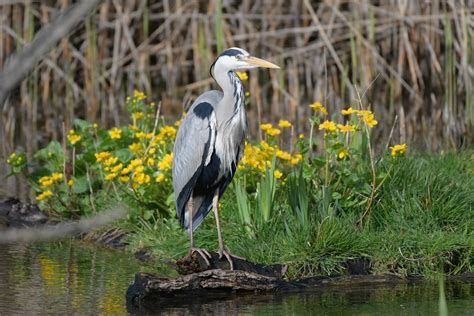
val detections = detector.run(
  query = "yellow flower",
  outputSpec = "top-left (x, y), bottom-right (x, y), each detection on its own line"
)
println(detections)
top-left (299, 133), bottom-right (305, 139)
top-left (341, 107), bottom-right (355, 115)
top-left (95, 152), bottom-right (111, 162)
top-left (130, 159), bottom-right (143, 168)
top-left (133, 90), bottom-right (146, 101)
top-left (159, 126), bottom-right (177, 139)
top-left (37, 190), bottom-right (53, 201)
top-left (158, 153), bottom-right (173, 171)
top-left (358, 111), bottom-right (378, 128)
top-left (236, 71), bottom-right (248, 81)
top-left (149, 147), bottom-right (157, 154)
top-left (67, 131), bottom-right (81, 145)
top-left (129, 143), bottom-right (142, 153)
top-left (319, 120), bottom-right (337, 133)
top-left (108, 127), bottom-right (122, 139)
top-left (134, 165), bottom-right (145, 174)
top-left (175, 118), bottom-right (183, 127)
top-left (309, 102), bottom-right (328, 115)
top-left (68, 179), bottom-right (74, 186)
top-left (390, 144), bottom-right (408, 157)
top-left (111, 163), bottom-right (123, 173)
top-left (266, 128), bottom-right (281, 137)
top-left (135, 132), bottom-right (146, 139)
top-left (133, 173), bottom-right (151, 185)
top-left (276, 150), bottom-right (291, 161)
top-left (147, 158), bottom-right (155, 166)
top-left (93, 123), bottom-right (98, 129)
top-left (103, 156), bottom-right (118, 166)
top-left (290, 154), bottom-right (303, 165)
top-left (278, 120), bottom-right (292, 128)
top-left (146, 133), bottom-right (154, 139)
top-left (337, 124), bottom-right (356, 133)
top-left (51, 172), bottom-right (63, 182)
top-left (274, 170), bottom-right (283, 179)
top-left (133, 112), bottom-right (145, 120)
top-left (121, 167), bottom-right (132, 175)
top-left (245, 92), bottom-right (250, 97)
top-left (260, 123), bottom-right (273, 131)
top-left (338, 149), bottom-right (348, 159)
top-left (128, 124), bottom-right (140, 132)
top-left (38, 176), bottom-right (53, 187)
top-left (105, 173), bottom-right (117, 181)
top-left (119, 176), bottom-right (130, 183)
top-left (156, 173), bottom-right (165, 183)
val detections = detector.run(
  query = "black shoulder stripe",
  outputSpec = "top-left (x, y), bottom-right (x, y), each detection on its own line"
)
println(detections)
top-left (193, 102), bottom-right (213, 119)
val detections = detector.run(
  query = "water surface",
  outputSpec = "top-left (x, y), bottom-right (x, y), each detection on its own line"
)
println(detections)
top-left (0, 241), bottom-right (473, 315)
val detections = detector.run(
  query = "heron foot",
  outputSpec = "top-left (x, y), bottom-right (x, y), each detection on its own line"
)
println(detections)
top-left (218, 247), bottom-right (245, 270)
top-left (189, 247), bottom-right (212, 266)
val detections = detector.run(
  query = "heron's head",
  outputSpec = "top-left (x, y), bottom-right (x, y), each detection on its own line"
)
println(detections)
top-left (210, 47), bottom-right (279, 78)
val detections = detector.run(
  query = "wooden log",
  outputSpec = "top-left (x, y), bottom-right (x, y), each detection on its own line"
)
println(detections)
top-left (126, 270), bottom-right (411, 312)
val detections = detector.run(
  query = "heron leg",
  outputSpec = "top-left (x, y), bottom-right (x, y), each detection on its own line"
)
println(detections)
top-left (187, 196), bottom-right (211, 266)
top-left (213, 190), bottom-right (244, 270)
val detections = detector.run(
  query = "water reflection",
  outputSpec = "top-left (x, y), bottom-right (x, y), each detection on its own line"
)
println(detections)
top-left (1, 242), bottom-right (473, 315)
top-left (0, 242), bottom-right (153, 315)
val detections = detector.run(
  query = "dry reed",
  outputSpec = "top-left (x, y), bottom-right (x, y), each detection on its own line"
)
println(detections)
top-left (0, 0), bottom-right (473, 198)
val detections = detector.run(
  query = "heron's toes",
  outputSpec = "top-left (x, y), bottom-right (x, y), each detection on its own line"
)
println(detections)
top-left (218, 247), bottom-right (245, 270)
top-left (190, 247), bottom-right (212, 266)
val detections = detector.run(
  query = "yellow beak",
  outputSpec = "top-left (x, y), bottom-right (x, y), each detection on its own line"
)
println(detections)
top-left (245, 56), bottom-right (280, 69)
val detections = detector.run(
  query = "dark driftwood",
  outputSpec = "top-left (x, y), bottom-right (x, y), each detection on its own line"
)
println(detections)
top-left (126, 266), bottom-right (410, 311)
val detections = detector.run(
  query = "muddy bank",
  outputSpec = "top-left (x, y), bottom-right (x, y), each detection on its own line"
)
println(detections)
top-left (0, 198), bottom-right (49, 228)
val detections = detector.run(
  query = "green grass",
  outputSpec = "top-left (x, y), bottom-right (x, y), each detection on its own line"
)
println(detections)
top-left (123, 150), bottom-right (474, 278)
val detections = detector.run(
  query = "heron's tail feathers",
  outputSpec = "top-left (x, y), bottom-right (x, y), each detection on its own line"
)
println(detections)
top-left (183, 194), bottom-right (213, 232)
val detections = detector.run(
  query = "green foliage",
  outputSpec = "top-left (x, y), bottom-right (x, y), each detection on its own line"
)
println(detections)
top-left (6, 94), bottom-right (473, 278)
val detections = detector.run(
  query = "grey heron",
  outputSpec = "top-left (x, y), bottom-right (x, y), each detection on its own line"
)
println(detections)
top-left (172, 47), bottom-right (279, 269)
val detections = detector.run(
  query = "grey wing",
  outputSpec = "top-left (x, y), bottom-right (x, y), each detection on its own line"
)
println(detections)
top-left (172, 100), bottom-right (217, 227)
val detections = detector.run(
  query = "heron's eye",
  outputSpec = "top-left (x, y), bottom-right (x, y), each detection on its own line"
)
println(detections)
top-left (236, 54), bottom-right (244, 61)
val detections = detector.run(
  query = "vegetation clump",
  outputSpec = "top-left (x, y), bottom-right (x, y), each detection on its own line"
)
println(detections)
top-left (6, 90), bottom-right (473, 278)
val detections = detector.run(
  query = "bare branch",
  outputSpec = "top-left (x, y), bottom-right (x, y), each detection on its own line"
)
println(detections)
top-left (0, 0), bottom-right (102, 106)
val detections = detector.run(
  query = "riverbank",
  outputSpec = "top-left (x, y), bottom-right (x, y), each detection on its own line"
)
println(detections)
top-left (120, 150), bottom-right (474, 278)
top-left (2, 150), bottom-right (473, 279)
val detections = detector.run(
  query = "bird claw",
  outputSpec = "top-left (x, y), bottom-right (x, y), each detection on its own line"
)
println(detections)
top-left (189, 247), bottom-right (212, 266)
top-left (218, 247), bottom-right (245, 270)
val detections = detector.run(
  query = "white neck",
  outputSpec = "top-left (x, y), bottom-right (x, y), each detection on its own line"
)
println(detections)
top-left (212, 63), bottom-right (245, 124)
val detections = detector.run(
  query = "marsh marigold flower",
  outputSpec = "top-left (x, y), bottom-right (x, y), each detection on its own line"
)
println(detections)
top-left (338, 149), bottom-right (348, 159)
top-left (266, 128), bottom-right (281, 136)
top-left (260, 123), bottom-right (273, 131)
top-left (119, 176), bottom-right (130, 183)
top-left (274, 170), bottom-right (283, 179)
top-left (38, 176), bottom-right (53, 187)
top-left (319, 120), bottom-right (337, 133)
top-left (67, 131), bottom-right (81, 145)
top-left (37, 190), bottom-right (53, 201)
top-left (95, 151), bottom-right (111, 162)
top-left (68, 179), bottom-right (74, 186)
top-left (390, 144), bottom-right (407, 157)
top-left (156, 173), bottom-right (165, 183)
top-left (341, 107), bottom-right (355, 115)
top-left (158, 153), bottom-right (173, 170)
top-left (236, 71), bottom-right (248, 81)
top-left (108, 127), bottom-right (122, 139)
top-left (129, 143), bottom-right (142, 153)
top-left (133, 90), bottom-right (146, 101)
top-left (309, 102), bottom-right (328, 115)
top-left (278, 120), bottom-right (292, 128)
top-left (337, 124), bottom-right (356, 133)
top-left (357, 110), bottom-right (378, 128)
top-left (290, 154), bottom-right (303, 165)
top-left (51, 173), bottom-right (63, 182)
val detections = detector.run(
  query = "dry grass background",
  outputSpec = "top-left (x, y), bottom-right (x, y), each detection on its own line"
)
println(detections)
top-left (0, 0), bottom-right (473, 198)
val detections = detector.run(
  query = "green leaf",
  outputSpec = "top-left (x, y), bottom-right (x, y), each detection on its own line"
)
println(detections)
top-left (72, 176), bottom-right (89, 194)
